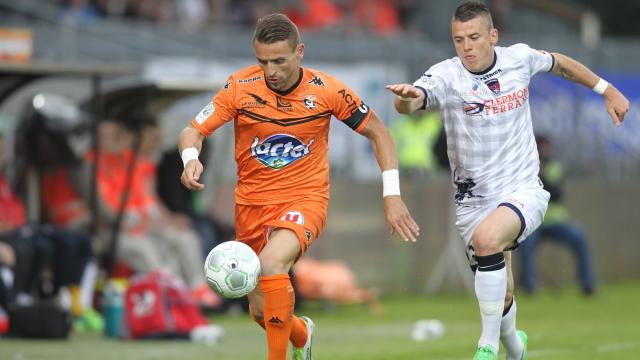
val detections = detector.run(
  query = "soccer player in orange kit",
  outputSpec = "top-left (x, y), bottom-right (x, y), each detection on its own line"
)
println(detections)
top-left (179, 13), bottom-right (420, 360)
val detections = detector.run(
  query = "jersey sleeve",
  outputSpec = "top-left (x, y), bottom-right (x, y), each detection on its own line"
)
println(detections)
top-left (327, 76), bottom-right (372, 133)
top-left (412, 65), bottom-right (447, 110)
top-left (191, 76), bottom-right (237, 136)
top-left (512, 43), bottom-right (555, 76)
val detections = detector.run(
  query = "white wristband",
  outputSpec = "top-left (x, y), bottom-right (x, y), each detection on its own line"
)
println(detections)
top-left (181, 147), bottom-right (199, 167)
top-left (592, 78), bottom-right (609, 95)
top-left (382, 169), bottom-right (401, 197)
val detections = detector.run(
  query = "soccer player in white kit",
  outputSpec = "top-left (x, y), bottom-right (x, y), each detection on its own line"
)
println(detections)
top-left (386, 2), bottom-right (629, 360)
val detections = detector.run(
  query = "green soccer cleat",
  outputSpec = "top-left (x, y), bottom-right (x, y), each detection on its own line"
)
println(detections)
top-left (506, 330), bottom-right (528, 360)
top-left (473, 345), bottom-right (498, 360)
top-left (291, 316), bottom-right (315, 360)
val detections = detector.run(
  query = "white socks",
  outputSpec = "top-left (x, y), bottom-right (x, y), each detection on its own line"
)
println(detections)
top-left (474, 252), bottom-right (507, 353)
top-left (501, 298), bottom-right (524, 360)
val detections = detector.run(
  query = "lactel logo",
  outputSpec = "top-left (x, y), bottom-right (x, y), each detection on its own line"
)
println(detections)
top-left (250, 134), bottom-right (314, 170)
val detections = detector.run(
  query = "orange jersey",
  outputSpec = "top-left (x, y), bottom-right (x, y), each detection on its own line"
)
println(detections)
top-left (191, 65), bottom-right (372, 205)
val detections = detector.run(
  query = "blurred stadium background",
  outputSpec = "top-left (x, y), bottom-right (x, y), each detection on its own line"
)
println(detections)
top-left (0, 0), bottom-right (639, 358)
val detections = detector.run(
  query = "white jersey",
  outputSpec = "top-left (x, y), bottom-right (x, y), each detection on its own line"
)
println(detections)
top-left (414, 43), bottom-right (554, 206)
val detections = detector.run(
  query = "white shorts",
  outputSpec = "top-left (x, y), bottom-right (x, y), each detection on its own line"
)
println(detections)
top-left (456, 186), bottom-right (550, 267)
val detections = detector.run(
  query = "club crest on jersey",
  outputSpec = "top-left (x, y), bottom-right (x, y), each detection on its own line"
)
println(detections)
top-left (251, 134), bottom-right (315, 170)
top-left (485, 78), bottom-right (501, 94)
top-left (281, 211), bottom-right (304, 225)
top-left (462, 101), bottom-right (485, 116)
top-left (195, 102), bottom-right (215, 124)
top-left (303, 95), bottom-right (317, 109)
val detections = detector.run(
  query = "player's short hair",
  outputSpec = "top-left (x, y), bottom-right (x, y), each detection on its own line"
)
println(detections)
top-left (253, 13), bottom-right (301, 51)
top-left (453, 1), bottom-right (493, 30)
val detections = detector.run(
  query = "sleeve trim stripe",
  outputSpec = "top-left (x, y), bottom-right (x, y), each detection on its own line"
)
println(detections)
top-left (415, 86), bottom-right (429, 110)
top-left (343, 109), bottom-right (369, 131)
top-left (191, 119), bottom-right (212, 136)
top-left (547, 53), bottom-right (556, 72)
top-left (354, 111), bottom-right (372, 133)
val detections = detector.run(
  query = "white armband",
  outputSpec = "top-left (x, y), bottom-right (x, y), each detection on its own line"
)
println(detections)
top-left (592, 78), bottom-right (609, 95)
top-left (181, 147), bottom-right (199, 167)
top-left (382, 169), bottom-right (401, 197)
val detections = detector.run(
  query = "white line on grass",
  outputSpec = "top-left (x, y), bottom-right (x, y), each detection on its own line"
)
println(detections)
top-left (597, 341), bottom-right (640, 353)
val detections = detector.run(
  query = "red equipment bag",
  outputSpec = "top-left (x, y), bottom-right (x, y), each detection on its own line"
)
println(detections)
top-left (122, 270), bottom-right (207, 339)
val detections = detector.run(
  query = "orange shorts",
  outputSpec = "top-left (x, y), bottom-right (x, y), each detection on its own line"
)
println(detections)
top-left (235, 196), bottom-right (327, 257)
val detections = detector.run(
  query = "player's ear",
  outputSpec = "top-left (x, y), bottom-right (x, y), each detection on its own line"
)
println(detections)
top-left (490, 28), bottom-right (498, 46)
top-left (296, 43), bottom-right (305, 60)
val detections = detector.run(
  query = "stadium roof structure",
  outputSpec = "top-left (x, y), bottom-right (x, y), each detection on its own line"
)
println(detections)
top-left (0, 61), bottom-right (140, 106)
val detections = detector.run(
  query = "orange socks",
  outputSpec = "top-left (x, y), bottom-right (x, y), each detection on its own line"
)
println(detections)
top-left (259, 274), bottom-right (300, 360)
top-left (250, 304), bottom-right (308, 348)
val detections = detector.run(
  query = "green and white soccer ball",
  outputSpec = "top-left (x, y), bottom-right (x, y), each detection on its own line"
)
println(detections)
top-left (204, 241), bottom-right (261, 299)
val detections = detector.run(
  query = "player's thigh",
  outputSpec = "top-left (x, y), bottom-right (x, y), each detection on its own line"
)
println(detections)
top-left (259, 228), bottom-right (301, 276)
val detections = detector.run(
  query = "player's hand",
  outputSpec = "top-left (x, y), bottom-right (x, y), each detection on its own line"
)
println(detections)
top-left (383, 195), bottom-right (420, 242)
top-left (384, 84), bottom-right (423, 99)
top-left (181, 160), bottom-right (206, 191)
top-left (604, 85), bottom-right (629, 126)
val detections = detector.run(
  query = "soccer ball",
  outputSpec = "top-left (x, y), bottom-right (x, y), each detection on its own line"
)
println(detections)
top-left (204, 241), bottom-right (261, 299)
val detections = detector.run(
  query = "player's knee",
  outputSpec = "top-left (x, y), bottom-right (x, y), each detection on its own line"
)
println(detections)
top-left (258, 252), bottom-right (289, 276)
top-left (472, 228), bottom-right (502, 256)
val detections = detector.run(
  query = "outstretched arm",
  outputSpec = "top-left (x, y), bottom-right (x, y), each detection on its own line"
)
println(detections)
top-left (178, 125), bottom-right (206, 191)
top-left (385, 84), bottom-right (426, 115)
top-left (551, 52), bottom-right (629, 126)
top-left (359, 112), bottom-right (420, 242)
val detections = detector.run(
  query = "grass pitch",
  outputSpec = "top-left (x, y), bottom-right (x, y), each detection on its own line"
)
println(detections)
top-left (1, 281), bottom-right (638, 359)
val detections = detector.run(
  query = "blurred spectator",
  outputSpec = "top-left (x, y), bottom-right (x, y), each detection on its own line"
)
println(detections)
top-left (518, 134), bottom-right (596, 296)
top-left (286, 0), bottom-right (344, 32)
top-left (390, 110), bottom-right (443, 179)
top-left (350, 0), bottom-right (400, 36)
top-left (0, 132), bottom-right (92, 318)
top-left (90, 118), bottom-right (221, 308)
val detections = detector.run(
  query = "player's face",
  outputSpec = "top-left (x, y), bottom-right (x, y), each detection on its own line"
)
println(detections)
top-left (255, 40), bottom-right (304, 91)
top-left (451, 16), bottom-right (498, 72)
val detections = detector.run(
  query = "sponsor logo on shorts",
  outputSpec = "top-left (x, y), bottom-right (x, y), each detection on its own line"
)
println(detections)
top-left (506, 198), bottom-right (525, 208)
top-left (304, 229), bottom-right (312, 242)
top-left (250, 134), bottom-right (314, 170)
top-left (282, 211), bottom-right (304, 225)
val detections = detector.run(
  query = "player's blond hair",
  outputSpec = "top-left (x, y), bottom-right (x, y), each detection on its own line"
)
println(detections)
top-left (254, 13), bottom-right (301, 51)
top-left (453, 1), bottom-right (494, 31)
